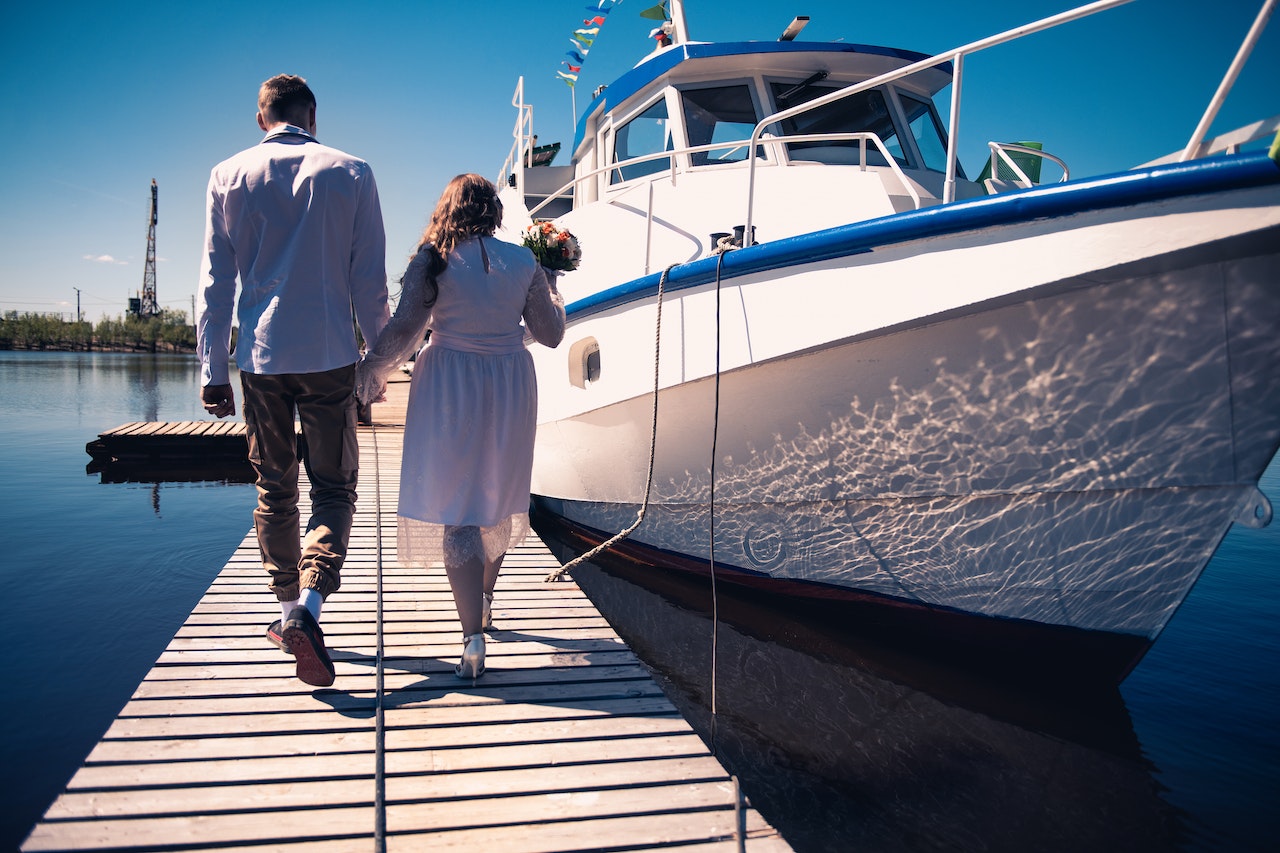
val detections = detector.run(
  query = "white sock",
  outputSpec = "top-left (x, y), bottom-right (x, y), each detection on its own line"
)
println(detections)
top-left (299, 588), bottom-right (323, 620)
top-left (281, 598), bottom-right (299, 621)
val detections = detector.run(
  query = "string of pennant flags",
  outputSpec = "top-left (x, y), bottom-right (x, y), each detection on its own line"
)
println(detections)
top-left (558, 1), bottom-right (671, 88)
top-left (557, 1), bottom-right (620, 88)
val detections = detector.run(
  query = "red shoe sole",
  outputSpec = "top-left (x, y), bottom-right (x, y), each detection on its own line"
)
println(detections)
top-left (282, 622), bottom-right (335, 687)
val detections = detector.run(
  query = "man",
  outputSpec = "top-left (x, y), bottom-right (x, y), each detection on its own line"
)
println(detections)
top-left (197, 74), bottom-right (389, 687)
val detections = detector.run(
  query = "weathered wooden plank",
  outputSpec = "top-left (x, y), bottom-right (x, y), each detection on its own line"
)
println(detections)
top-left (46, 757), bottom-right (730, 821)
top-left (98, 421), bottom-right (145, 436)
top-left (23, 807), bottom-right (377, 851)
top-left (39, 778), bottom-right (750, 839)
top-left (133, 650), bottom-right (641, 683)
top-left (163, 628), bottom-right (626, 653)
top-left (128, 665), bottom-right (655, 699)
top-left (65, 732), bottom-right (712, 791)
top-left (385, 781), bottom-right (748, 834)
top-left (81, 715), bottom-right (696, 764)
top-left (150, 638), bottom-right (634, 667)
top-left (97, 697), bottom-right (682, 741)
top-left (113, 679), bottom-right (668, 718)
top-left (387, 813), bottom-right (788, 853)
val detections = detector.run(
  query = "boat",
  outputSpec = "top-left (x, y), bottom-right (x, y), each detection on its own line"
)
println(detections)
top-left (494, 0), bottom-right (1280, 683)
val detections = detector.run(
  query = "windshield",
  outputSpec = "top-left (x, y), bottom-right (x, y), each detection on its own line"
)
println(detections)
top-left (899, 90), bottom-right (957, 176)
top-left (681, 84), bottom-right (763, 166)
top-left (611, 98), bottom-right (673, 184)
top-left (769, 82), bottom-right (906, 167)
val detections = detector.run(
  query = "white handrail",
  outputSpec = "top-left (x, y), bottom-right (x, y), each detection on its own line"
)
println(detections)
top-left (985, 142), bottom-right (1071, 188)
top-left (499, 77), bottom-right (536, 193)
top-left (1142, 113), bottom-right (1280, 166)
top-left (743, 0), bottom-right (1136, 241)
top-left (526, 131), bottom-right (919, 220)
top-left (1180, 0), bottom-right (1276, 162)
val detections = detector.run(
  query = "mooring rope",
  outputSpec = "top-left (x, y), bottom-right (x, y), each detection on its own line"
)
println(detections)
top-left (535, 248), bottom-right (742, 843)
top-left (368, 415), bottom-right (387, 853)
top-left (542, 262), bottom-right (678, 583)
top-left (536, 247), bottom-right (734, 751)
top-left (708, 246), bottom-right (729, 755)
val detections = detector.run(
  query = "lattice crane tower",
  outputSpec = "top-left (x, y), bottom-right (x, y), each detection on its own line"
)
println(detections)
top-left (140, 178), bottom-right (159, 316)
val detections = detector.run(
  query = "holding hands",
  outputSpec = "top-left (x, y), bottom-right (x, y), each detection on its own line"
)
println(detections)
top-left (355, 359), bottom-right (388, 404)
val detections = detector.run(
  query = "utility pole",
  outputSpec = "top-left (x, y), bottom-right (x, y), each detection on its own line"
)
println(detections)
top-left (73, 287), bottom-right (81, 323)
top-left (139, 179), bottom-right (159, 317)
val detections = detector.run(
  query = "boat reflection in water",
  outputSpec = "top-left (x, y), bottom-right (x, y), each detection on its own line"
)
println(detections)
top-left (537, 529), bottom-right (1181, 852)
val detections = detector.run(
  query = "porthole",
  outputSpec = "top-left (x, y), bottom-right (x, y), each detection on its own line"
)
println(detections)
top-left (568, 337), bottom-right (601, 388)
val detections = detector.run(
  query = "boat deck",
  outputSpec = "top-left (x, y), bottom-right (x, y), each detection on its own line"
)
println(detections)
top-left (27, 376), bottom-right (787, 851)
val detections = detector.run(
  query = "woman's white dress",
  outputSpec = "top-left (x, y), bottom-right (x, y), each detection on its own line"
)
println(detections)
top-left (357, 236), bottom-right (565, 564)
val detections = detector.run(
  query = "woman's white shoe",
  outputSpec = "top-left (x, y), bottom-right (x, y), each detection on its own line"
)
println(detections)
top-left (455, 632), bottom-right (486, 683)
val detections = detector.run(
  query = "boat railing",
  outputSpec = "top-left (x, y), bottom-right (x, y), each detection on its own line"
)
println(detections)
top-left (520, 130), bottom-right (921, 271)
top-left (780, 132), bottom-right (924, 208)
top-left (1177, 0), bottom-right (1276, 162)
top-left (983, 142), bottom-right (1071, 190)
top-left (522, 137), bottom-right (763, 219)
top-left (499, 77), bottom-right (537, 197)
top-left (743, 0), bottom-right (1140, 242)
top-left (1141, 113), bottom-right (1280, 167)
top-left (525, 131), bottom-right (918, 215)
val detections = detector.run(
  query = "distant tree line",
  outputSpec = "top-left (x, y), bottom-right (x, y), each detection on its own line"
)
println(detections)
top-left (0, 309), bottom-right (203, 352)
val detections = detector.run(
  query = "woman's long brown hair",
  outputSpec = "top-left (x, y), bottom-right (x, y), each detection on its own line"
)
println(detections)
top-left (416, 174), bottom-right (504, 280)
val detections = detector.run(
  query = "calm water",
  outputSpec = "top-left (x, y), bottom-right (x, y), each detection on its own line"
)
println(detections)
top-left (0, 352), bottom-right (257, 851)
top-left (2, 351), bottom-right (1277, 851)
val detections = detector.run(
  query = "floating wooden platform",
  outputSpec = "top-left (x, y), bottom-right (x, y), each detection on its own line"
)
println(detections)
top-left (85, 420), bottom-right (257, 482)
top-left (31, 378), bottom-right (788, 851)
top-left (83, 373), bottom-right (414, 482)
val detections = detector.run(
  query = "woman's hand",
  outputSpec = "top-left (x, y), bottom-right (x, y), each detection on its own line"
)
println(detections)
top-left (355, 358), bottom-right (388, 404)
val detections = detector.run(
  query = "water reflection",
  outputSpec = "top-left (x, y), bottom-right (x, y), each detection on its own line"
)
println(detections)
top-left (540, 534), bottom-right (1182, 852)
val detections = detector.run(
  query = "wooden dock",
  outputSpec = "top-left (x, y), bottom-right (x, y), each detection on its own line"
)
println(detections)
top-left (28, 376), bottom-right (789, 851)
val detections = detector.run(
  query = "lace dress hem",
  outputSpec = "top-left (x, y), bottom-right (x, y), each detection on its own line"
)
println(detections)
top-left (396, 512), bottom-right (531, 566)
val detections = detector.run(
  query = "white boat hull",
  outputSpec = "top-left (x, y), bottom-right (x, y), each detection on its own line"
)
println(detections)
top-left (529, 183), bottom-right (1280, 678)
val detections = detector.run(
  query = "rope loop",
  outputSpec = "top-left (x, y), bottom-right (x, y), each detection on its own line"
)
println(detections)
top-left (544, 262), bottom-right (679, 582)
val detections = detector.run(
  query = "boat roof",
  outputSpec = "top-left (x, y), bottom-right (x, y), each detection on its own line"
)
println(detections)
top-left (572, 40), bottom-right (951, 155)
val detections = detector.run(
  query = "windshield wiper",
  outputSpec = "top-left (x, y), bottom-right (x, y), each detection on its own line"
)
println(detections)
top-left (776, 70), bottom-right (830, 105)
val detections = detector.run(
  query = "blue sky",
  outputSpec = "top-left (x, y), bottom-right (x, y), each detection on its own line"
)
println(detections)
top-left (1, 0), bottom-right (1276, 320)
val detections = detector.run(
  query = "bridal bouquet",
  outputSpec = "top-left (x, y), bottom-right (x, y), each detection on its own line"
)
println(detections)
top-left (522, 220), bottom-right (582, 272)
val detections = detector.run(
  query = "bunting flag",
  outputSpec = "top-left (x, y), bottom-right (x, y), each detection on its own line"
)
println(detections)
top-left (557, 0), bottom-right (623, 88)
top-left (639, 2), bottom-right (668, 21)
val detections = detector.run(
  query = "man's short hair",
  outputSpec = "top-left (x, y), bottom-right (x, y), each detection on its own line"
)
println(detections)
top-left (258, 74), bottom-right (316, 127)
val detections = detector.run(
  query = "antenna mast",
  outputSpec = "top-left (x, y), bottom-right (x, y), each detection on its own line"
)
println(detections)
top-left (140, 179), bottom-right (159, 316)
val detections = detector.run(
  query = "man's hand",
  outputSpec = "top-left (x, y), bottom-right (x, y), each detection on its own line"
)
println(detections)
top-left (202, 384), bottom-right (236, 418)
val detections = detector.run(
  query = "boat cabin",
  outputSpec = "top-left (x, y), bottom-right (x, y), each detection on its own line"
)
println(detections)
top-left (510, 40), bottom-right (996, 240)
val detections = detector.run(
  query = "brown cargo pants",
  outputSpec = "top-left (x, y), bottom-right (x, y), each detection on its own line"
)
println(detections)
top-left (240, 364), bottom-right (358, 602)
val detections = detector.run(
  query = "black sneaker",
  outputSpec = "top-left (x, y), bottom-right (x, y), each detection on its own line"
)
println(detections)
top-left (281, 606), bottom-right (335, 687)
top-left (265, 619), bottom-right (294, 655)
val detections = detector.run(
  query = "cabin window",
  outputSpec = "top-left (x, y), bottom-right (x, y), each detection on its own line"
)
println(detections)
top-left (680, 84), bottom-right (762, 166)
top-left (769, 83), bottom-right (907, 167)
top-left (899, 91), bottom-right (956, 175)
top-left (611, 99), bottom-right (673, 184)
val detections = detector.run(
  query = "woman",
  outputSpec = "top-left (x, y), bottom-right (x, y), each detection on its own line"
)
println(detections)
top-left (356, 174), bottom-right (566, 680)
